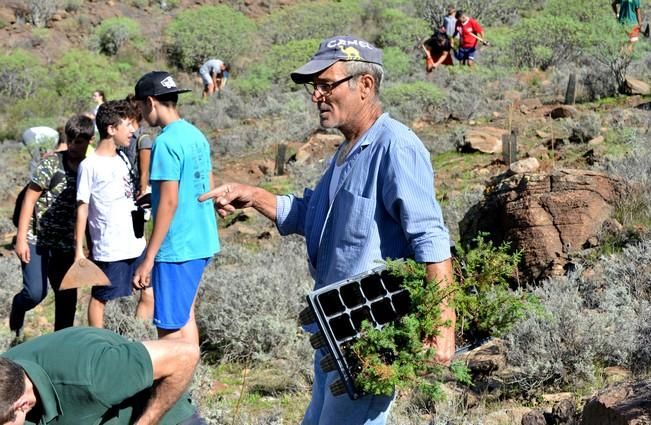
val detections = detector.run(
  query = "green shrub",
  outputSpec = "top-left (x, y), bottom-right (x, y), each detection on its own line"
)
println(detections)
top-left (259, 0), bottom-right (363, 45)
top-left (382, 81), bottom-right (444, 123)
top-left (165, 6), bottom-right (255, 70)
top-left (382, 47), bottom-right (411, 78)
top-left (53, 49), bottom-right (124, 113)
top-left (235, 39), bottom-right (321, 95)
top-left (63, 0), bottom-right (83, 13)
top-left (375, 9), bottom-right (429, 51)
top-left (92, 17), bottom-right (142, 56)
top-left (509, 14), bottom-right (584, 69)
top-left (230, 65), bottom-right (274, 96)
top-left (22, 0), bottom-right (58, 28)
top-left (5, 89), bottom-right (65, 140)
top-left (349, 259), bottom-right (449, 397)
top-left (454, 233), bottom-right (537, 340)
top-left (0, 50), bottom-right (46, 99)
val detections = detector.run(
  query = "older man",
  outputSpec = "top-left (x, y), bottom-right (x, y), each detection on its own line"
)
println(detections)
top-left (199, 35), bottom-right (454, 425)
top-left (0, 327), bottom-right (203, 425)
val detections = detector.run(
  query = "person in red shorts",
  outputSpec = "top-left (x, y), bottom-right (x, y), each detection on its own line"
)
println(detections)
top-left (454, 10), bottom-right (486, 66)
top-left (423, 32), bottom-right (454, 72)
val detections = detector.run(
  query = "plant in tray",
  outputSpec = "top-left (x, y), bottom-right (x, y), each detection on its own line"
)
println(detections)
top-left (346, 259), bottom-right (450, 398)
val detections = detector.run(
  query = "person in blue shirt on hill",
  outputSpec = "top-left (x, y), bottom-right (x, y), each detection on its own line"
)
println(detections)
top-left (199, 36), bottom-right (455, 425)
top-left (132, 71), bottom-right (220, 346)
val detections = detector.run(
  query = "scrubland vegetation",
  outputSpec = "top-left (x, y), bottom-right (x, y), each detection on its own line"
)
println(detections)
top-left (1, 0), bottom-right (650, 423)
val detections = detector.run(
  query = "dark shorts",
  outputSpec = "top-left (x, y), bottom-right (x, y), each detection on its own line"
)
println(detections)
top-left (152, 258), bottom-right (210, 330)
top-left (455, 46), bottom-right (477, 61)
top-left (92, 251), bottom-right (145, 302)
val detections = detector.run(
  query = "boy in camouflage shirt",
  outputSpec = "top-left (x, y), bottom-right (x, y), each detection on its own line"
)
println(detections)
top-left (11, 115), bottom-right (95, 337)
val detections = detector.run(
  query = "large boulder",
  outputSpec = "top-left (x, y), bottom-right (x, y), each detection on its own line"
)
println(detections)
top-left (459, 127), bottom-right (509, 154)
top-left (624, 77), bottom-right (651, 96)
top-left (582, 380), bottom-right (651, 425)
top-left (294, 132), bottom-right (343, 164)
top-left (460, 169), bottom-right (625, 281)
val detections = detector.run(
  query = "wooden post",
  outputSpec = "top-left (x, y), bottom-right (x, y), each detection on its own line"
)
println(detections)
top-left (502, 129), bottom-right (518, 165)
top-left (275, 143), bottom-right (287, 176)
top-left (564, 73), bottom-right (576, 105)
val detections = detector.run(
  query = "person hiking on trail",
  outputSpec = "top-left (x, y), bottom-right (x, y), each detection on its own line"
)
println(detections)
top-left (443, 5), bottom-right (457, 38)
top-left (454, 10), bottom-right (486, 66)
top-left (75, 100), bottom-right (147, 329)
top-left (199, 35), bottom-right (455, 425)
top-left (0, 327), bottom-right (205, 425)
top-left (423, 32), bottom-right (454, 72)
top-left (132, 71), bottom-right (220, 347)
top-left (612, 0), bottom-right (644, 42)
top-left (10, 115), bottom-right (94, 340)
top-left (198, 59), bottom-right (230, 98)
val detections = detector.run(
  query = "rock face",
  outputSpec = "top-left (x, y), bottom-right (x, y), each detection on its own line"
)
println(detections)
top-left (460, 127), bottom-right (509, 154)
top-left (582, 380), bottom-right (651, 425)
top-left (624, 77), bottom-right (651, 96)
top-left (460, 169), bottom-right (625, 281)
top-left (294, 132), bottom-right (343, 164)
top-left (550, 105), bottom-right (578, 119)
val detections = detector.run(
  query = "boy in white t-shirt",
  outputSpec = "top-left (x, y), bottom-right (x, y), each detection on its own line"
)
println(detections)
top-left (75, 100), bottom-right (147, 328)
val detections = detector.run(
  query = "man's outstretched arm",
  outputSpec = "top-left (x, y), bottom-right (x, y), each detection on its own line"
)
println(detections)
top-left (133, 340), bottom-right (200, 425)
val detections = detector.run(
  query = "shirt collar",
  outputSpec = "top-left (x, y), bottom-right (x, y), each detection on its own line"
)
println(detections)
top-left (17, 360), bottom-right (62, 424)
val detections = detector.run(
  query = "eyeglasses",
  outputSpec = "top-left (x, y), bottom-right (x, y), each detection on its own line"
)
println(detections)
top-left (304, 75), bottom-right (355, 97)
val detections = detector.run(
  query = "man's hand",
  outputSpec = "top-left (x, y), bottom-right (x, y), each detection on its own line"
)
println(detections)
top-left (14, 237), bottom-right (30, 263)
top-left (133, 257), bottom-right (154, 290)
top-left (199, 183), bottom-right (278, 221)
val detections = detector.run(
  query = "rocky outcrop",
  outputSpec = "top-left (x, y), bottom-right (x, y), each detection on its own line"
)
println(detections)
top-left (459, 127), bottom-right (509, 154)
top-left (294, 132), bottom-right (343, 164)
top-left (550, 105), bottom-right (578, 119)
top-left (582, 380), bottom-right (651, 425)
top-left (624, 77), bottom-right (651, 96)
top-left (460, 169), bottom-right (625, 281)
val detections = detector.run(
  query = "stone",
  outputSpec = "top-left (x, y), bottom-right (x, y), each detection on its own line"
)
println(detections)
top-left (550, 105), bottom-right (578, 119)
top-left (485, 407), bottom-right (532, 425)
top-left (461, 127), bottom-right (509, 154)
top-left (604, 366), bottom-right (632, 385)
top-left (521, 410), bottom-right (546, 425)
top-left (624, 77), bottom-right (651, 96)
top-left (536, 130), bottom-right (551, 139)
top-left (294, 132), bottom-right (343, 163)
top-left (582, 380), bottom-right (651, 425)
top-left (460, 169), bottom-right (625, 281)
top-left (542, 392), bottom-right (575, 403)
top-left (459, 339), bottom-right (508, 375)
top-left (588, 135), bottom-right (605, 146)
top-left (510, 157), bottom-right (540, 174)
top-left (552, 398), bottom-right (576, 424)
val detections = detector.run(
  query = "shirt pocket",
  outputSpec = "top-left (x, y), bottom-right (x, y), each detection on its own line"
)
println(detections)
top-left (331, 188), bottom-right (376, 249)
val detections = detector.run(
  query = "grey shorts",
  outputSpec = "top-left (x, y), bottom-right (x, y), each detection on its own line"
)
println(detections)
top-left (199, 69), bottom-right (212, 86)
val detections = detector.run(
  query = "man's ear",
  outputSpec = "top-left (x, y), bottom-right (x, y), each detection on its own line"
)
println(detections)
top-left (358, 74), bottom-right (375, 99)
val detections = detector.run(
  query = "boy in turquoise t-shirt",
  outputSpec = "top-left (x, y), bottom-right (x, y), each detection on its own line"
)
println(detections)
top-left (132, 71), bottom-right (220, 345)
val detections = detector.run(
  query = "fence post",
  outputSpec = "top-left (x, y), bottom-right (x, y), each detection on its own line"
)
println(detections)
top-left (564, 73), bottom-right (577, 105)
top-left (275, 143), bottom-right (287, 176)
top-left (502, 129), bottom-right (518, 165)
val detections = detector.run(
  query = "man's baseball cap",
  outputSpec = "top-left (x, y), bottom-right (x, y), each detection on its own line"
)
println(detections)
top-left (134, 71), bottom-right (191, 100)
top-left (290, 36), bottom-right (383, 84)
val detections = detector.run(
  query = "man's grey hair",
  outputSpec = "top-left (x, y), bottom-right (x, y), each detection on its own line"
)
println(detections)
top-left (344, 61), bottom-right (384, 94)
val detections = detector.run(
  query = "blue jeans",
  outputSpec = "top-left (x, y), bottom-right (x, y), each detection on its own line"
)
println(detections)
top-left (302, 349), bottom-right (394, 425)
top-left (10, 243), bottom-right (77, 332)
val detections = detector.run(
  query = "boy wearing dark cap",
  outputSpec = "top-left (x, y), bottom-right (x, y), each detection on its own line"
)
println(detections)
top-left (132, 72), bottom-right (220, 346)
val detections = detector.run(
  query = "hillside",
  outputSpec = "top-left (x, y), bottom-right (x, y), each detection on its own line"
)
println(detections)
top-left (1, 0), bottom-right (651, 424)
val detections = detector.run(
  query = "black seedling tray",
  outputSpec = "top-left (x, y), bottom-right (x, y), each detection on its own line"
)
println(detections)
top-left (301, 264), bottom-right (411, 400)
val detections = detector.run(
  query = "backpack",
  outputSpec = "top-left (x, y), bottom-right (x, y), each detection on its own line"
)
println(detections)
top-left (12, 153), bottom-right (66, 228)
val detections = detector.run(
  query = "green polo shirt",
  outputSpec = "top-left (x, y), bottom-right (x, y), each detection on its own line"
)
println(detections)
top-left (615, 0), bottom-right (640, 25)
top-left (3, 327), bottom-right (195, 425)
